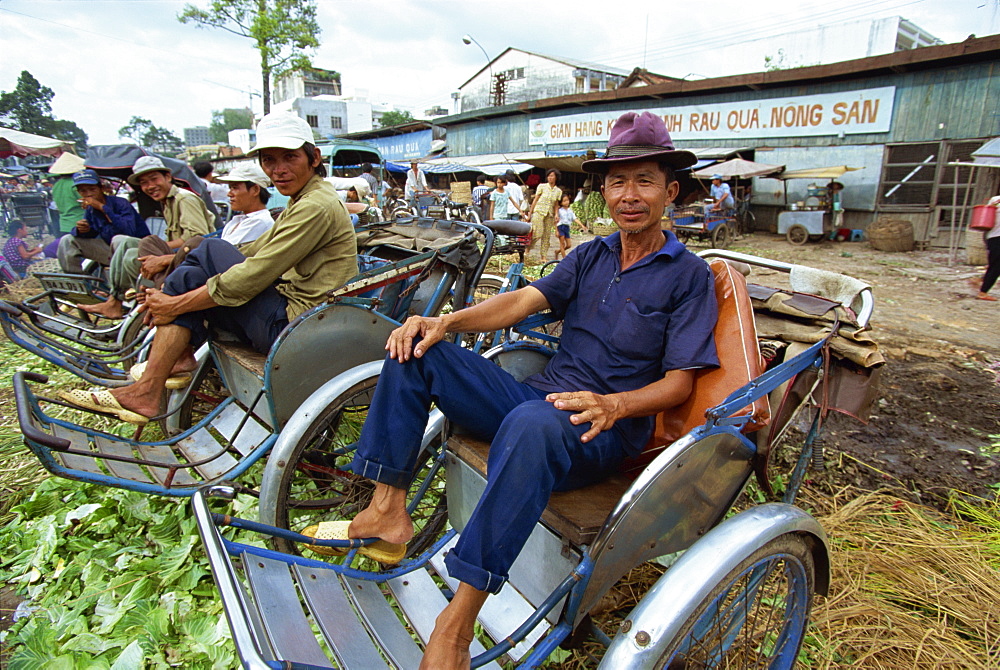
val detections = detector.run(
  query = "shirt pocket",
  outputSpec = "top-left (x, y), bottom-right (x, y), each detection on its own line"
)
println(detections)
top-left (607, 301), bottom-right (668, 362)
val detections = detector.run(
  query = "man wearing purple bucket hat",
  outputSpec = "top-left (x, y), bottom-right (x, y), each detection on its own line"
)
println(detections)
top-left (316, 111), bottom-right (719, 668)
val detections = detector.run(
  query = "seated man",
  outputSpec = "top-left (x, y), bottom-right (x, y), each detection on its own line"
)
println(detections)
top-left (78, 157), bottom-right (216, 318)
top-left (335, 112), bottom-right (719, 669)
top-left (61, 113), bottom-right (359, 423)
top-left (216, 162), bottom-right (274, 248)
top-left (56, 169), bottom-right (150, 274)
top-left (709, 174), bottom-right (735, 213)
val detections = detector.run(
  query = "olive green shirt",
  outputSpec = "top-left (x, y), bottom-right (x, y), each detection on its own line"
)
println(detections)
top-left (206, 176), bottom-right (358, 320)
top-left (163, 185), bottom-right (215, 242)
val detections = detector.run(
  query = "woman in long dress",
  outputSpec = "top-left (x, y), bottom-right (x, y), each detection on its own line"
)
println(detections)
top-left (526, 169), bottom-right (562, 263)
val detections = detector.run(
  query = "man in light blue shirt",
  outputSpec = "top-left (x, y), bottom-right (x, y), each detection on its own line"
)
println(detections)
top-left (710, 174), bottom-right (734, 212)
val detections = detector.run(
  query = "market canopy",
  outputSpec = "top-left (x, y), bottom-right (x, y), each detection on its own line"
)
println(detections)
top-left (773, 165), bottom-right (864, 180)
top-left (693, 158), bottom-right (784, 179)
top-left (0, 126), bottom-right (75, 158)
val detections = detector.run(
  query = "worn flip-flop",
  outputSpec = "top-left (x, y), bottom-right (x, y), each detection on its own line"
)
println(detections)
top-left (129, 361), bottom-right (192, 390)
top-left (976, 293), bottom-right (998, 301)
top-left (58, 389), bottom-right (150, 425)
top-left (300, 520), bottom-right (407, 564)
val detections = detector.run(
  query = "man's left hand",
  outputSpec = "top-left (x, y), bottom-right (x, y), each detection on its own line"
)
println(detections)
top-left (139, 288), bottom-right (183, 326)
top-left (546, 390), bottom-right (625, 443)
top-left (139, 254), bottom-right (173, 278)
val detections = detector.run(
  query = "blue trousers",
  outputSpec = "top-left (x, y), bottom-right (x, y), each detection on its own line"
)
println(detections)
top-left (351, 341), bottom-right (625, 593)
top-left (165, 237), bottom-right (289, 354)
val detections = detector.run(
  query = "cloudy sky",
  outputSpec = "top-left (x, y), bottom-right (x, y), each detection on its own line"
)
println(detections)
top-left (1, 0), bottom-right (997, 146)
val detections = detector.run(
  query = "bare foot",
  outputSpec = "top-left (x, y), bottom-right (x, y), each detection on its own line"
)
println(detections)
top-left (77, 297), bottom-right (124, 319)
top-left (108, 382), bottom-right (163, 419)
top-left (419, 627), bottom-right (473, 670)
top-left (348, 484), bottom-right (415, 545)
top-left (170, 348), bottom-right (199, 376)
top-left (977, 292), bottom-right (997, 301)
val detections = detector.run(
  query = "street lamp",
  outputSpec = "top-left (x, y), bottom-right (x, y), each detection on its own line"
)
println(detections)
top-left (462, 34), bottom-right (498, 107)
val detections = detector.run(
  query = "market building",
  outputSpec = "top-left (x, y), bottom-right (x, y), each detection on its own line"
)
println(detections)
top-left (422, 34), bottom-right (999, 251)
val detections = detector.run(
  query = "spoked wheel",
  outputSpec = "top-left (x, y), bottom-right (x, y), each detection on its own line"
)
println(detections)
top-left (675, 229), bottom-right (692, 244)
top-left (785, 224), bottom-right (809, 246)
top-left (117, 314), bottom-right (150, 372)
top-left (540, 260), bottom-right (560, 277)
top-left (161, 360), bottom-right (230, 436)
top-left (711, 223), bottom-right (731, 249)
top-left (654, 535), bottom-right (816, 670)
top-left (462, 274), bottom-right (505, 350)
top-left (270, 373), bottom-right (448, 560)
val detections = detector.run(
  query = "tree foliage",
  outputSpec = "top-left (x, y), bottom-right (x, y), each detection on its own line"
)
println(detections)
top-left (209, 107), bottom-right (254, 143)
top-left (178, 0), bottom-right (321, 114)
top-left (380, 109), bottom-right (415, 128)
top-left (0, 70), bottom-right (88, 150)
top-left (117, 116), bottom-right (185, 156)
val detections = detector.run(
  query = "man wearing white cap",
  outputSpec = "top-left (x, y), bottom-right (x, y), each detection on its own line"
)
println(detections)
top-left (216, 162), bottom-right (274, 247)
top-left (129, 156), bottom-right (215, 248)
top-left (60, 112), bottom-right (358, 424)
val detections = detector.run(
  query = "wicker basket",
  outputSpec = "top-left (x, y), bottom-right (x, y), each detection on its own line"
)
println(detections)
top-left (867, 218), bottom-right (914, 252)
top-left (450, 182), bottom-right (472, 205)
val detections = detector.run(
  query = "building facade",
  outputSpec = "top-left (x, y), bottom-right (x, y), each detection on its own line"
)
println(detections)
top-left (272, 67), bottom-right (343, 105)
top-left (183, 126), bottom-right (212, 148)
top-left (439, 35), bottom-right (1000, 248)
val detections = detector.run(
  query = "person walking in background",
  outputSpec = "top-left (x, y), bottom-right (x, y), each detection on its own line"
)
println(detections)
top-left (554, 193), bottom-right (582, 260)
top-left (488, 175), bottom-right (511, 221)
top-left (405, 161), bottom-right (429, 208)
top-left (471, 174), bottom-right (490, 220)
top-left (975, 193), bottom-right (1000, 301)
top-left (504, 169), bottom-right (525, 221)
top-left (526, 168), bottom-right (563, 263)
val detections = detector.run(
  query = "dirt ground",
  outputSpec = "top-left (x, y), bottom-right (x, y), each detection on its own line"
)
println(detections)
top-left (694, 232), bottom-right (1000, 507)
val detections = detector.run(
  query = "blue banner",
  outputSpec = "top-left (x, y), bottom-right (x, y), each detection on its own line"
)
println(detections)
top-left (367, 130), bottom-right (433, 161)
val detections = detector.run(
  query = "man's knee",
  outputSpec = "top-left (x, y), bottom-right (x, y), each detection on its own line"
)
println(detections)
top-left (493, 401), bottom-right (572, 461)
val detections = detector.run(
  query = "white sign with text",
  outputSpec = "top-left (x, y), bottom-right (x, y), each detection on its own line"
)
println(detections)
top-left (527, 86), bottom-right (896, 145)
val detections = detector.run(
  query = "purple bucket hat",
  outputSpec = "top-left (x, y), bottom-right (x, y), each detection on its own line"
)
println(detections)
top-left (582, 111), bottom-right (696, 173)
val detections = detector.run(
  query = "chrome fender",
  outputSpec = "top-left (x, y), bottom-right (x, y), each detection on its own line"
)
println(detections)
top-left (257, 361), bottom-right (446, 527)
top-left (598, 503), bottom-right (829, 669)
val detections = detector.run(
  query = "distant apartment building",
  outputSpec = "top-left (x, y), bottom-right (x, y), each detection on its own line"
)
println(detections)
top-left (183, 126), bottom-right (212, 147)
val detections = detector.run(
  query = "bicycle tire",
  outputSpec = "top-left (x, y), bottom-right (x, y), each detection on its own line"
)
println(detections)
top-left (652, 534), bottom-right (816, 670)
top-left (269, 373), bottom-right (447, 560)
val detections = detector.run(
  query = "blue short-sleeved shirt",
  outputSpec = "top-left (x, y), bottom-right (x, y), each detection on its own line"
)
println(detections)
top-left (525, 230), bottom-right (719, 455)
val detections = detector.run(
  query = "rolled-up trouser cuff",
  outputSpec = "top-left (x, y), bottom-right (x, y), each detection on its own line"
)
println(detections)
top-left (444, 550), bottom-right (506, 594)
top-left (349, 454), bottom-right (413, 490)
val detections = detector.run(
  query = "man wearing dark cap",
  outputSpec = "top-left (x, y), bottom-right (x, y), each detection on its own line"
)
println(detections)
top-left (56, 169), bottom-right (150, 274)
top-left (316, 111), bottom-right (720, 668)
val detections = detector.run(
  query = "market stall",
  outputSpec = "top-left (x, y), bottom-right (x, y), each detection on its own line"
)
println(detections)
top-left (766, 165), bottom-right (863, 245)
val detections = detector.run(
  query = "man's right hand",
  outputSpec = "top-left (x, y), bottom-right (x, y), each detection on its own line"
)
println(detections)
top-left (386, 315), bottom-right (448, 362)
top-left (139, 254), bottom-right (173, 278)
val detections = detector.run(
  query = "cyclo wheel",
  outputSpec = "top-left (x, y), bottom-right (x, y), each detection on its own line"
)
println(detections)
top-left (786, 224), bottom-right (809, 246)
top-left (711, 222), bottom-right (731, 249)
top-left (270, 373), bottom-right (448, 559)
top-left (652, 534), bottom-right (816, 669)
top-left (162, 359), bottom-right (230, 436)
top-left (462, 274), bottom-right (505, 350)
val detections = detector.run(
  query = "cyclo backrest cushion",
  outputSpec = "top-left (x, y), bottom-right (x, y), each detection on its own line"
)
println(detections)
top-left (620, 259), bottom-right (769, 475)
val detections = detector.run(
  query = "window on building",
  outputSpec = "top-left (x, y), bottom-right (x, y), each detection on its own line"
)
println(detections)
top-left (330, 116), bottom-right (342, 130)
top-left (306, 115), bottom-right (318, 128)
top-left (878, 142), bottom-right (939, 207)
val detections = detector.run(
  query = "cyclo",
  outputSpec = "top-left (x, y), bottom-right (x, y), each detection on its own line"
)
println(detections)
top-left (187, 246), bottom-right (881, 668)
top-left (12, 217), bottom-right (491, 501)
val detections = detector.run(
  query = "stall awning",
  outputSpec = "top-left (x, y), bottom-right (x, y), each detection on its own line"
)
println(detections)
top-left (774, 165), bottom-right (863, 180)
top-left (389, 151), bottom-right (543, 175)
top-left (0, 126), bottom-right (75, 158)
top-left (693, 158), bottom-right (784, 179)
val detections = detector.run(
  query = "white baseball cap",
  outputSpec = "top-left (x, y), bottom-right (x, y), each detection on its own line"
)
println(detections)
top-left (217, 161), bottom-right (271, 188)
top-left (128, 156), bottom-right (171, 185)
top-left (248, 112), bottom-right (314, 156)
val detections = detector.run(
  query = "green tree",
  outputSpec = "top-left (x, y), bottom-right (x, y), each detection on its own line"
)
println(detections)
top-left (117, 116), bottom-right (185, 156)
top-left (0, 70), bottom-right (88, 150)
top-left (209, 107), bottom-right (254, 143)
top-left (178, 0), bottom-right (321, 114)
top-left (380, 109), bottom-right (415, 128)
